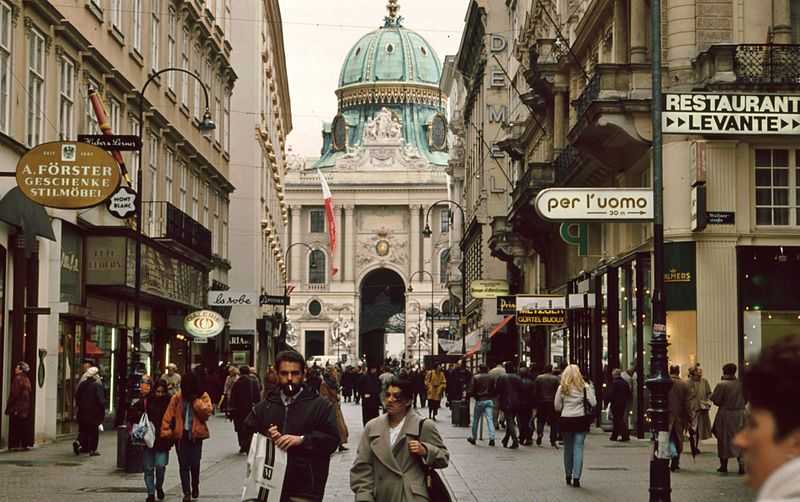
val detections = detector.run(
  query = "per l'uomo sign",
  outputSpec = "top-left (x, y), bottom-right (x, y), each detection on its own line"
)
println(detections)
top-left (16, 141), bottom-right (121, 209)
top-left (535, 188), bottom-right (653, 221)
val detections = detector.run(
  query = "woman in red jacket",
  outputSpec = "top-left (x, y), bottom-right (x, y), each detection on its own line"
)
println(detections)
top-left (4, 362), bottom-right (33, 451)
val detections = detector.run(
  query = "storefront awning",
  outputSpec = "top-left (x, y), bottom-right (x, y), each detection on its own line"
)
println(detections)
top-left (465, 315), bottom-right (514, 359)
top-left (0, 187), bottom-right (56, 254)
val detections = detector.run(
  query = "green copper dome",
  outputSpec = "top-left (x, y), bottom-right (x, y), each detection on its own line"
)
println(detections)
top-left (338, 22), bottom-right (442, 88)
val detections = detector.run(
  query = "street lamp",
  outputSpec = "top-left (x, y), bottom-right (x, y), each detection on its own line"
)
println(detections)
top-left (126, 68), bottom-right (214, 421)
top-left (279, 242), bottom-right (313, 354)
top-left (408, 269), bottom-right (435, 366)
top-left (422, 200), bottom-right (467, 355)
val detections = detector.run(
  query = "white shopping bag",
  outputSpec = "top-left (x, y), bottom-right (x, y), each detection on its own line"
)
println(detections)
top-left (241, 433), bottom-right (287, 502)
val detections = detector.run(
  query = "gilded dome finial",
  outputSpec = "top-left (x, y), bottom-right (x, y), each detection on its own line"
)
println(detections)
top-left (384, 0), bottom-right (403, 27)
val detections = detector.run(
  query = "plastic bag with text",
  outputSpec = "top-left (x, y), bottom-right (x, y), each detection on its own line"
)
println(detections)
top-left (241, 433), bottom-right (287, 502)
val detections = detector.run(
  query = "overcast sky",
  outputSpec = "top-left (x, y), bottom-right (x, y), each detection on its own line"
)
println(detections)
top-left (281, 0), bottom-right (470, 158)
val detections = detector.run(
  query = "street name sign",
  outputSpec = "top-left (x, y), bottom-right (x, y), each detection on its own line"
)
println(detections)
top-left (260, 294), bottom-right (290, 306)
top-left (16, 141), bottom-right (121, 209)
top-left (78, 134), bottom-right (142, 151)
top-left (708, 211), bottom-right (735, 225)
top-left (535, 188), bottom-right (653, 221)
top-left (208, 290), bottom-right (258, 306)
top-left (663, 93), bottom-right (800, 135)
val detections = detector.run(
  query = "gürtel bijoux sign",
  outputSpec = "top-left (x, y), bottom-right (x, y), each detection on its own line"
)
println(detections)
top-left (184, 310), bottom-right (226, 339)
top-left (535, 188), bottom-right (654, 221)
top-left (16, 141), bottom-right (121, 209)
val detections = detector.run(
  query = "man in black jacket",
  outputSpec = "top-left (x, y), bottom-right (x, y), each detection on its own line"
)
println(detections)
top-left (517, 366), bottom-right (537, 446)
top-left (607, 368), bottom-right (632, 442)
top-left (533, 364), bottom-right (561, 447)
top-left (245, 351), bottom-right (339, 502)
top-left (358, 365), bottom-right (382, 425)
top-left (229, 365), bottom-right (261, 453)
top-left (495, 363), bottom-right (524, 449)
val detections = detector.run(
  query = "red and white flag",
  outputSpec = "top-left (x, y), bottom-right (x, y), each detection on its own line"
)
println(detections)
top-left (317, 169), bottom-right (338, 276)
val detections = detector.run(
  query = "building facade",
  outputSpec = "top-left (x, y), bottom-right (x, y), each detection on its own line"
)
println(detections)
top-left (444, 0), bottom-right (800, 436)
top-left (283, 6), bottom-right (451, 367)
top-left (0, 0), bottom-right (235, 446)
top-left (228, 0), bottom-right (291, 376)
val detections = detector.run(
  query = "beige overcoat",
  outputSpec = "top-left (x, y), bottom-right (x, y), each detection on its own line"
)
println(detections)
top-left (351, 410), bottom-right (449, 502)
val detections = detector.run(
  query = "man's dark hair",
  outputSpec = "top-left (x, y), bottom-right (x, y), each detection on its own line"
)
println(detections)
top-left (519, 366), bottom-right (530, 379)
top-left (181, 369), bottom-right (199, 401)
top-left (669, 365), bottom-right (680, 376)
top-left (239, 365), bottom-right (251, 375)
top-left (744, 336), bottom-right (800, 439)
top-left (544, 364), bottom-right (553, 374)
top-left (385, 376), bottom-right (414, 402)
top-left (723, 363), bottom-right (737, 376)
top-left (275, 350), bottom-right (306, 372)
top-left (478, 364), bottom-right (488, 374)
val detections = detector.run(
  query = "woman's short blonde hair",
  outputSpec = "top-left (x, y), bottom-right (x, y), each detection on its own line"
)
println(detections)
top-left (560, 364), bottom-right (586, 394)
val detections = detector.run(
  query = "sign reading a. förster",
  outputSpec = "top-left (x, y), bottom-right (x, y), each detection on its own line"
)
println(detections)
top-left (16, 141), bottom-right (121, 209)
top-left (535, 188), bottom-right (653, 221)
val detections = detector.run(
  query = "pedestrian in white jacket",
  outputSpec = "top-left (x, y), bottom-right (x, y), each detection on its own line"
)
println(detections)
top-left (554, 364), bottom-right (596, 489)
top-left (733, 335), bottom-right (800, 502)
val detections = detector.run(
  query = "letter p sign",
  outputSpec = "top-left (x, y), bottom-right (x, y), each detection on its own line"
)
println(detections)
top-left (560, 223), bottom-right (588, 257)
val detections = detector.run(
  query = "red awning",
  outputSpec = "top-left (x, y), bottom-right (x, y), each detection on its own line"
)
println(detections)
top-left (85, 340), bottom-right (105, 357)
top-left (466, 316), bottom-right (514, 358)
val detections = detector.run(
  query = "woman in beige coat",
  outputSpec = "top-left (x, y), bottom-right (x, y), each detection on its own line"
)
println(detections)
top-left (351, 376), bottom-right (449, 502)
top-left (424, 365), bottom-right (447, 420)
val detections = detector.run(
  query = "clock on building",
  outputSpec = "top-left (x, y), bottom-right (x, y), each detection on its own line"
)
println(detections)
top-left (375, 239), bottom-right (390, 256)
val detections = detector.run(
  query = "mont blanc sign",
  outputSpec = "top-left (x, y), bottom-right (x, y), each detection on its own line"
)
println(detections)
top-left (663, 93), bottom-right (800, 135)
top-left (535, 188), bottom-right (654, 221)
top-left (16, 141), bottom-right (121, 209)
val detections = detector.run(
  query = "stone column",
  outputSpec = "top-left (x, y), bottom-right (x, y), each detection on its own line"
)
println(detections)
top-left (334, 206), bottom-right (343, 280)
top-left (773, 0), bottom-right (792, 44)
top-left (290, 205), bottom-right (302, 283)
top-left (612, 0), bottom-right (628, 63)
top-left (629, 0), bottom-right (646, 63)
top-left (553, 91), bottom-right (567, 151)
top-left (409, 205), bottom-right (420, 275)
top-left (344, 205), bottom-right (355, 282)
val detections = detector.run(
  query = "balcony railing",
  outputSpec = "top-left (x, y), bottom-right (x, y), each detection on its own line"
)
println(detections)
top-left (734, 44), bottom-right (800, 84)
top-left (554, 144), bottom-right (583, 185)
top-left (573, 71), bottom-right (601, 119)
top-left (305, 282), bottom-right (328, 292)
top-left (142, 201), bottom-right (212, 258)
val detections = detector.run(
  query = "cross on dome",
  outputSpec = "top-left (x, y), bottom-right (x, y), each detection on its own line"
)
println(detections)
top-left (384, 0), bottom-right (403, 27)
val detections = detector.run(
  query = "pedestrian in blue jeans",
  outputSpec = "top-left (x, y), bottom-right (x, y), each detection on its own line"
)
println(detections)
top-left (554, 365), bottom-right (596, 488)
top-left (466, 365), bottom-right (497, 447)
top-left (128, 378), bottom-right (173, 501)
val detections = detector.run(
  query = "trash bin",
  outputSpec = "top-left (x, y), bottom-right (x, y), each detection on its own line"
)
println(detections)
top-left (116, 425), bottom-right (144, 473)
top-left (450, 400), bottom-right (470, 427)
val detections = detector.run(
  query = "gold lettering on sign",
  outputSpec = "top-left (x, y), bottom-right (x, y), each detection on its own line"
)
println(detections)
top-left (664, 269), bottom-right (692, 283)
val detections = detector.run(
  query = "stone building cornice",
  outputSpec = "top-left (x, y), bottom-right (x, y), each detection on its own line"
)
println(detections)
top-left (336, 83), bottom-right (448, 109)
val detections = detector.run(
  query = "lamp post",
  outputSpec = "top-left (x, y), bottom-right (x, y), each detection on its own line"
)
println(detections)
top-left (127, 68), bottom-right (214, 420)
top-left (408, 269), bottom-right (435, 366)
top-left (279, 242), bottom-right (313, 354)
top-left (422, 200), bottom-right (467, 355)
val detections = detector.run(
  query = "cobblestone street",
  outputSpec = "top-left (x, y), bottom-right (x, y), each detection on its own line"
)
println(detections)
top-left (0, 401), bottom-right (755, 502)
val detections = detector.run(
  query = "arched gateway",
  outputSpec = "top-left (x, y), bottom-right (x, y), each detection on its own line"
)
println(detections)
top-left (359, 268), bottom-right (405, 366)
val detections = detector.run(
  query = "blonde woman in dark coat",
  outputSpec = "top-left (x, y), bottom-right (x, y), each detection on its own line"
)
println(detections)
top-left (351, 376), bottom-right (449, 502)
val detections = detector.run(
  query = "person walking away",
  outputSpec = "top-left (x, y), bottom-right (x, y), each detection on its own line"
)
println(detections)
top-left (130, 379), bottom-right (172, 502)
top-left (306, 366), bottom-right (323, 395)
top-left (733, 335), bottom-right (800, 501)
top-left (244, 351), bottom-right (340, 502)
top-left (496, 363), bottom-right (523, 449)
top-left (488, 362), bottom-right (507, 430)
top-left (425, 364), bottom-right (447, 420)
top-left (221, 365), bottom-right (239, 414)
top-left (161, 368), bottom-right (212, 501)
top-left (607, 368), bottom-right (632, 442)
top-left (687, 364), bottom-right (713, 453)
top-left (229, 365), bottom-right (261, 454)
top-left (413, 367), bottom-right (427, 409)
top-left (517, 366), bottom-right (536, 446)
top-left (262, 367), bottom-right (280, 401)
top-left (534, 364), bottom-right (561, 447)
top-left (163, 363), bottom-right (182, 396)
top-left (554, 364), bottom-right (596, 488)
top-left (466, 365), bottom-right (497, 447)
top-left (712, 363), bottom-right (747, 474)
top-left (359, 365), bottom-right (382, 426)
top-left (667, 365), bottom-right (691, 472)
top-left (74, 366), bottom-right (106, 456)
top-left (320, 366), bottom-right (349, 452)
top-left (4, 362), bottom-right (33, 451)
top-left (351, 376), bottom-right (449, 502)
top-left (341, 366), bottom-right (355, 404)
top-left (353, 365), bottom-right (363, 405)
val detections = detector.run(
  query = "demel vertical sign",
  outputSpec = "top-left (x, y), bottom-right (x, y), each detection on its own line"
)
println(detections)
top-left (663, 93), bottom-right (800, 135)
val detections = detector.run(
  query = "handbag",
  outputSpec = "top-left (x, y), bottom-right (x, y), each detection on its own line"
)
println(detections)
top-left (131, 411), bottom-right (155, 448)
top-left (416, 419), bottom-right (452, 502)
top-left (583, 388), bottom-right (597, 423)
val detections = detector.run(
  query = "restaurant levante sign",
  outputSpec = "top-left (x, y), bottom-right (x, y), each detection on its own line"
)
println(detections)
top-left (16, 141), bottom-right (121, 209)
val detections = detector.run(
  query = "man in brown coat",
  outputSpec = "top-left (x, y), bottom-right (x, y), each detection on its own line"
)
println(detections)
top-left (667, 365), bottom-right (691, 472)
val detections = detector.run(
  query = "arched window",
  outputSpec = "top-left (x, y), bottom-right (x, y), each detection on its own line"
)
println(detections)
top-left (439, 249), bottom-right (449, 284)
top-left (308, 250), bottom-right (326, 284)
top-left (441, 299), bottom-right (450, 314)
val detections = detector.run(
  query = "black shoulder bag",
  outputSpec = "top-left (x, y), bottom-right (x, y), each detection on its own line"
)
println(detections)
top-left (583, 387), bottom-right (597, 425)
top-left (416, 418), bottom-right (452, 502)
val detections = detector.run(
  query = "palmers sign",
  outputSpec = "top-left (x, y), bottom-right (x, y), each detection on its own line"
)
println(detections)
top-left (16, 141), bottom-right (121, 209)
top-left (535, 188), bottom-right (654, 222)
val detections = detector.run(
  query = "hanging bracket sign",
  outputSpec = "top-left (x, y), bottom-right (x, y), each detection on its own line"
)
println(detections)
top-left (663, 93), bottom-right (800, 135)
top-left (535, 188), bottom-right (653, 221)
top-left (184, 310), bottom-right (226, 339)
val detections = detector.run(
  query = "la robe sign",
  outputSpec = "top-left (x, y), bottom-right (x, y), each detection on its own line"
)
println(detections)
top-left (535, 188), bottom-right (654, 222)
top-left (663, 93), bottom-right (800, 135)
